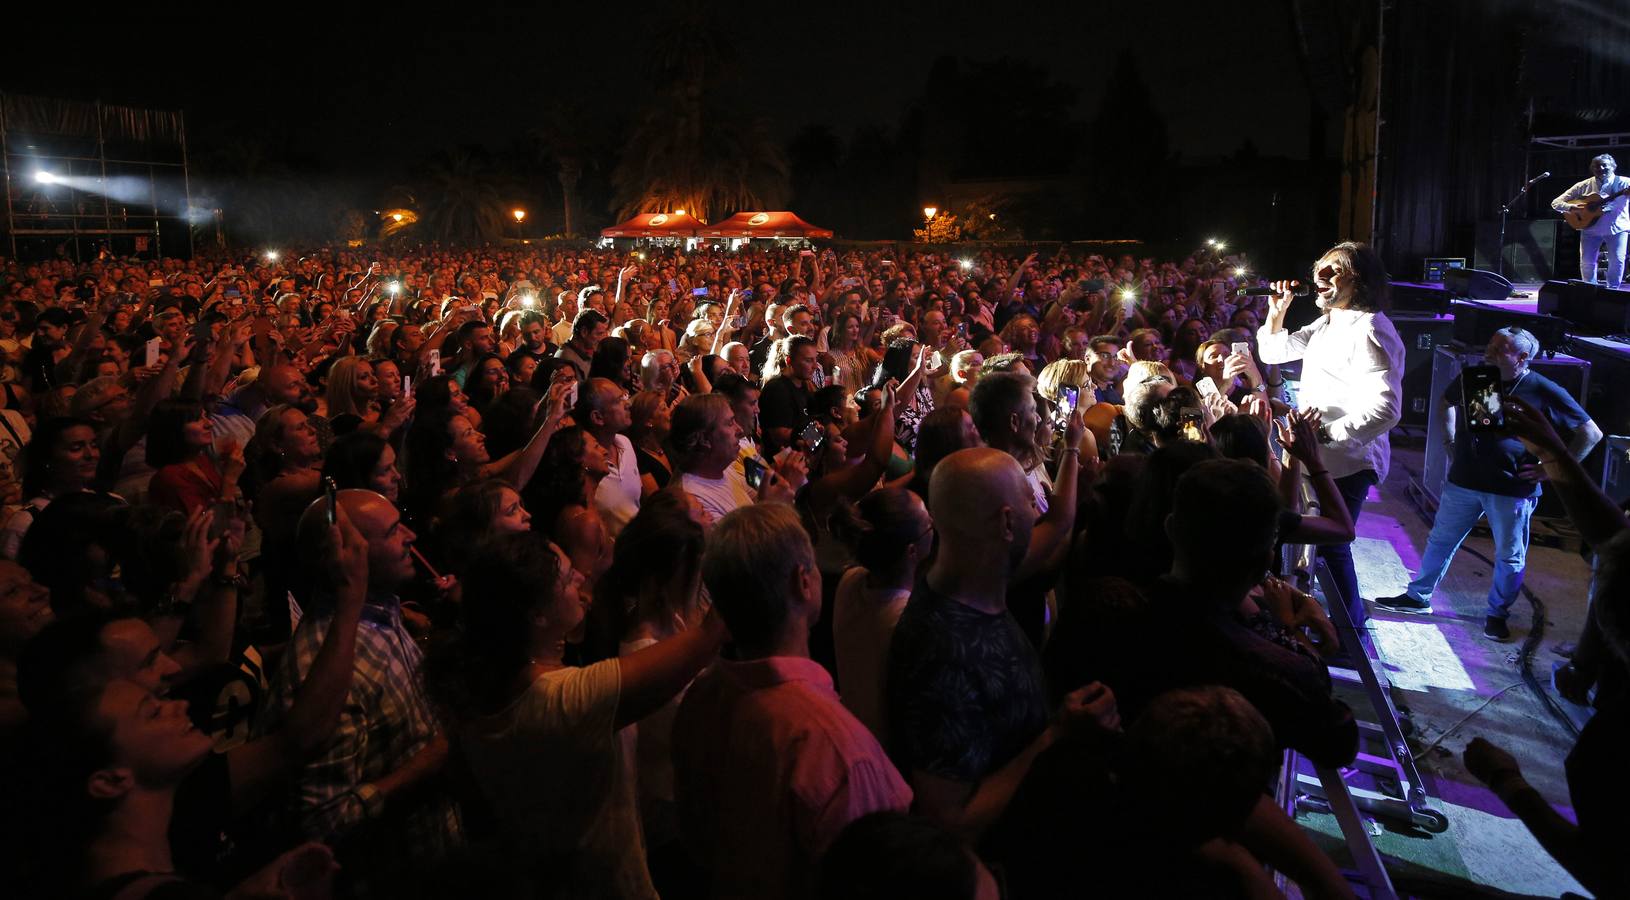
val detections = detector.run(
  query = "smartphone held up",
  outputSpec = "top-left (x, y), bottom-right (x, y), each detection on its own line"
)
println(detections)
top-left (1461, 365), bottom-right (1505, 433)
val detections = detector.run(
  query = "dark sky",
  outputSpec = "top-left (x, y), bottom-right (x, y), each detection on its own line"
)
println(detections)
top-left (6, 1), bottom-right (1317, 171)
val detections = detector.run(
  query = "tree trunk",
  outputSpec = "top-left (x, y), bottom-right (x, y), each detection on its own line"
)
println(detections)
top-left (558, 160), bottom-right (582, 237)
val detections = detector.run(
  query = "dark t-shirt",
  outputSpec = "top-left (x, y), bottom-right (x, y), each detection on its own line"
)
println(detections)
top-left (1045, 577), bottom-right (1357, 767)
top-left (1446, 370), bottom-right (1589, 498)
top-left (886, 580), bottom-right (1051, 782)
top-left (633, 445), bottom-right (671, 489)
top-left (170, 751), bottom-right (234, 884)
top-left (1565, 694), bottom-right (1630, 892)
top-left (983, 733), bottom-right (1234, 899)
top-left (759, 375), bottom-right (812, 434)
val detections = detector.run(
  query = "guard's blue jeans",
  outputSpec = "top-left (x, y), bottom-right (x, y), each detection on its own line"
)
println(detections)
top-left (1405, 481), bottom-right (1536, 620)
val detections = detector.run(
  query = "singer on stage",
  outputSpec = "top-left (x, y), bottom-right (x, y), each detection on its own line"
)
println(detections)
top-left (1552, 154), bottom-right (1630, 289)
top-left (1257, 242), bottom-right (1405, 624)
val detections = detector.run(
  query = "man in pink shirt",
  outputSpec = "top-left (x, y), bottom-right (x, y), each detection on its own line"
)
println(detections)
top-left (672, 504), bottom-right (913, 900)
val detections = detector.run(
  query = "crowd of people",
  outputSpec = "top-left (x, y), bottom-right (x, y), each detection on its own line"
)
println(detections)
top-left (0, 238), bottom-right (1621, 898)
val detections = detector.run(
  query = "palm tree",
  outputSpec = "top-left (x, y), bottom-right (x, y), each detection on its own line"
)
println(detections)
top-left (529, 101), bottom-right (598, 237)
top-left (609, 3), bottom-right (789, 222)
top-left (412, 148), bottom-right (512, 244)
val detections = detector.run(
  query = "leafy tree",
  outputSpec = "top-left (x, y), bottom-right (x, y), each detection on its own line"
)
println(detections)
top-left (610, 3), bottom-right (789, 222)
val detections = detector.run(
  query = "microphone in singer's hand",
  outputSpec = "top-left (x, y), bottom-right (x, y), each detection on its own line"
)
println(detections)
top-left (1237, 281), bottom-right (1309, 298)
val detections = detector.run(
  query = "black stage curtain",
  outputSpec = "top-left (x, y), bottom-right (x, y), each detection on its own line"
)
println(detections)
top-left (1374, 0), bottom-right (1630, 278)
top-left (1373, 0), bottom-right (1530, 277)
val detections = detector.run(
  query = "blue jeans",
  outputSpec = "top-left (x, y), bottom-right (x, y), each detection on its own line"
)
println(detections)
top-left (1404, 481), bottom-right (1536, 620)
top-left (1319, 470), bottom-right (1378, 625)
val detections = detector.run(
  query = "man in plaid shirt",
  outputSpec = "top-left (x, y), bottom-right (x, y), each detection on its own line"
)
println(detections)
top-left (259, 490), bottom-right (461, 894)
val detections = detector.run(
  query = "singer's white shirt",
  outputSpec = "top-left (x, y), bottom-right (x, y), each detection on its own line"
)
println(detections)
top-left (1257, 307), bottom-right (1405, 482)
top-left (1552, 175), bottom-right (1630, 235)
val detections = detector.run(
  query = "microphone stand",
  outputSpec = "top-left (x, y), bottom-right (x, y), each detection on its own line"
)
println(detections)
top-left (1496, 177), bottom-right (1542, 279)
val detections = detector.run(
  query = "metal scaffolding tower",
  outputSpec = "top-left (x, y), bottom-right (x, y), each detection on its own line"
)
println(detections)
top-left (1, 92), bottom-right (194, 261)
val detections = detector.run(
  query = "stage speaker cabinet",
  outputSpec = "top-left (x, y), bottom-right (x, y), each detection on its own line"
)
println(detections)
top-left (1422, 347), bottom-right (1591, 519)
top-left (1474, 218), bottom-right (1558, 283)
top-left (1565, 336), bottom-right (1630, 437)
top-left (1536, 280), bottom-right (1568, 315)
top-left (1448, 300), bottom-right (1570, 356)
top-left (1389, 281), bottom-right (1452, 315)
top-left (1443, 267), bottom-right (1515, 302)
top-left (1584, 286), bottom-right (1630, 335)
top-left (1602, 436), bottom-right (1630, 507)
top-left (1393, 314), bottom-right (1456, 427)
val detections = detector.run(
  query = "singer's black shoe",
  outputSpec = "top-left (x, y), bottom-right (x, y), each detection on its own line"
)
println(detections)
top-left (1483, 617), bottom-right (1513, 643)
top-left (1375, 593), bottom-right (1432, 615)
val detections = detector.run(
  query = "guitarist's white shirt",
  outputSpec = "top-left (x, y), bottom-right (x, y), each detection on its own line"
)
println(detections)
top-left (1552, 174), bottom-right (1630, 234)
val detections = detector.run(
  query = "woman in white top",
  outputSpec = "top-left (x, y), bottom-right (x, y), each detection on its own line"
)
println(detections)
top-left (428, 533), bottom-right (725, 899)
top-left (830, 487), bottom-right (935, 746)
top-left (591, 491), bottom-right (708, 879)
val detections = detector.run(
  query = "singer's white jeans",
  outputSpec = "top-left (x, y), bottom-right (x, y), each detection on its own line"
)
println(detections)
top-left (1579, 229), bottom-right (1627, 288)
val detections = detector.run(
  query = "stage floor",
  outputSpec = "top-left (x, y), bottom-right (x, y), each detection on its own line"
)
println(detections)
top-left (1296, 439), bottom-right (1590, 897)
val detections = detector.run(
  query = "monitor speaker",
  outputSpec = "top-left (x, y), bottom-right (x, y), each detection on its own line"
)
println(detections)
top-left (1443, 267), bottom-right (1514, 302)
top-left (1536, 280), bottom-right (1567, 315)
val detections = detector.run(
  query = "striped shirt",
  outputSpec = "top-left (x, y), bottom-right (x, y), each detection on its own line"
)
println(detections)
top-left (258, 595), bottom-right (461, 877)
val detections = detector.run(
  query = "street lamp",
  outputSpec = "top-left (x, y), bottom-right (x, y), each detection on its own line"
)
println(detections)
top-left (512, 209), bottom-right (526, 241)
top-left (923, 206), bottom-right (938, 220)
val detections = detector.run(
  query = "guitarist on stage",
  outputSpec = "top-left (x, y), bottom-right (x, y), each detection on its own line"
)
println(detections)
top-left (1552, 153), bottom-right (1630, 289)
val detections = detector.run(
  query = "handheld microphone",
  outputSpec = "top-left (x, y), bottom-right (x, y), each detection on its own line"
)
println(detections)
top-left (1236, 282), bottom-right (1310, 298)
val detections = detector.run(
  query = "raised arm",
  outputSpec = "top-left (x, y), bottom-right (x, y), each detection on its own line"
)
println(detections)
top-left (1256, 280), bottom-right (1311, 364)
top-left (55, 292), bottom-right (115, 382)
top-left (810, 385), bottom-right (897, 505)
top-left (613, 613), bottom-right (727, 729)
top-left (484, 380), bottom-right (571, 489)
top-left (1015, 410), bottom-right (1085, 582)
top-left (1505, 397), bottom-right (1628, 546)
top-left (226, 510), bottom-right (368, 815)
top-left (1276, 410), bottom-right (1355, 545)
top-left (100, 336), bottom-right (190, 486)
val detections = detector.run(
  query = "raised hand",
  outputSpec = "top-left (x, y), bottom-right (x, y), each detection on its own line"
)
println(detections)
top-left (1267, 280), bottom-right (1298, 318)
top-left (1502, 396), bottom-right (1568, 463)
top-left (1058, 681), bottom-right (1121, 737)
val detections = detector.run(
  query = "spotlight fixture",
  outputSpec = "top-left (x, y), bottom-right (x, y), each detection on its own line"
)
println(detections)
top-left (34, 171), bottom-right (58, 184)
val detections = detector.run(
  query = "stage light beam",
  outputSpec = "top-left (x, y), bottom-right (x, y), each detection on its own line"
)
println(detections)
top-left (34, 171), bottom-right (58, 184)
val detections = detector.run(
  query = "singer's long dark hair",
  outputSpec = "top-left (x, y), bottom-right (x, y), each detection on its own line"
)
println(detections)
top-left (1316, 242), bottom-right (1390, 312)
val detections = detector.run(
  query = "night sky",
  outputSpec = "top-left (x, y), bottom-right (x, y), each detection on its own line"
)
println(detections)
top-left (6, 1), bottom-right (1317, 172)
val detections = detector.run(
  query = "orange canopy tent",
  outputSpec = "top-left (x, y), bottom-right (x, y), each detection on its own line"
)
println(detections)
top-left (600, 211), bottom-right (707, 238)
top-left (702, 211), bottom-right (834, 239)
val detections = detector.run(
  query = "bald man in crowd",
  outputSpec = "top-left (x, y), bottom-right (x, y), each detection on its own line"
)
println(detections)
top-left (259, 490), bottom-right (462, 894)
top-left (886, 448), bottom-right (1096, 838)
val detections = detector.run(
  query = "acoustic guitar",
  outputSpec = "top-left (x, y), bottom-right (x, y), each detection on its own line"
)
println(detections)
top-left (1561, 185), bottom-right (1630, 230)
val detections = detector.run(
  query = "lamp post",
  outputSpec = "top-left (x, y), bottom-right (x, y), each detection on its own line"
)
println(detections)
top-left (512, 208), bottom-right (526, 241)
top-left (923, 206), bottom-right (938, 220)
